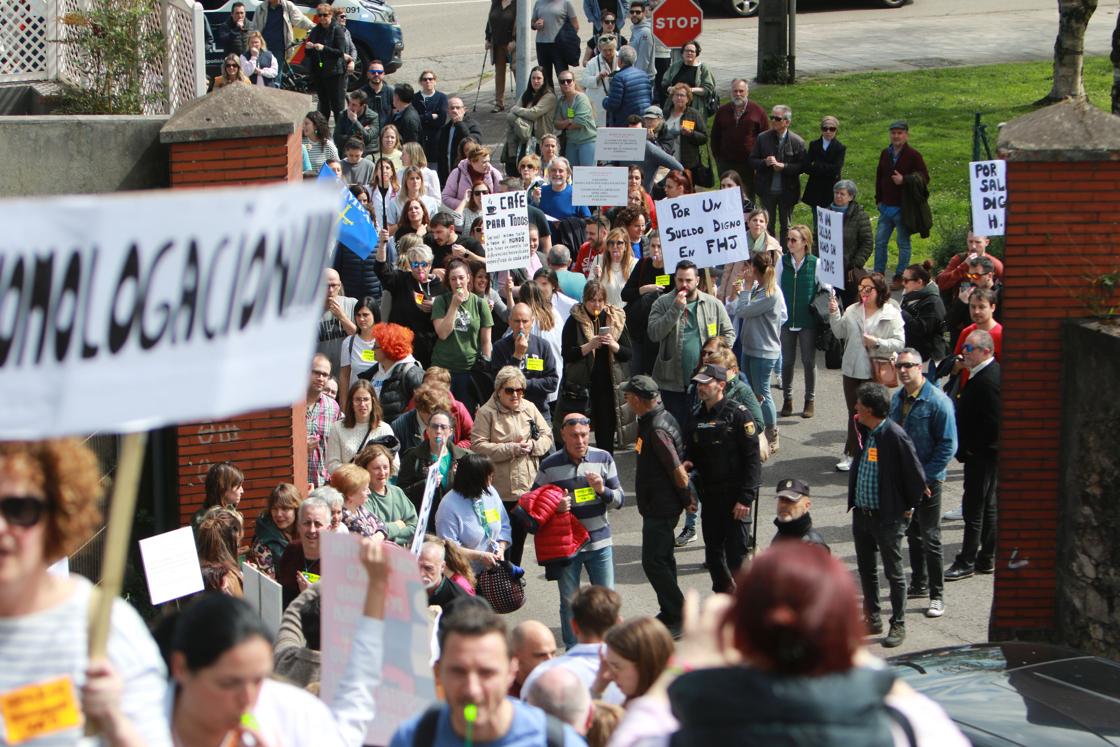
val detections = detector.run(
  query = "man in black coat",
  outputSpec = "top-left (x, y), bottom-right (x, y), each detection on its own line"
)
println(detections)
top-left (772, 478), bottom-right (829, 552)
top-left (391, 84), bottom-right (423, 145)
top-left (748, 104), bottom-right (806, 245)
top-left (220, 2), bottom-right (251, 56)
top-left (358, 60), bottom-right (395, 134)
top-left (945, 329), bottom-right (1001, 581)
top-left (435, 96), bottom-right (485, 184)
top-left (801, 115), bottom-right (846, 233)
top-left (848, 382), bottom-right (927, 648)
top-left (490, 303), bottom-right (560, 420)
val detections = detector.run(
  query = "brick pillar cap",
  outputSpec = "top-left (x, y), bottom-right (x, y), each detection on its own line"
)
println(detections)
top-left (998, 98), bottom-right (1120, 162)
top-left (160, 84), bottom-right (313, 145)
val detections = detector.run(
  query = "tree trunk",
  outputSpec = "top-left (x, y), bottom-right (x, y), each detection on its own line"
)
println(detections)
top-left (1111, 8), bottom-right (1120, 114)
top-left (1039, 0), bottom-right (1098, 104)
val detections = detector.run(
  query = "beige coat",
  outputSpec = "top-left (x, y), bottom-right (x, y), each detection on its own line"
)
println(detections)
top-left (470, 396), bottom-right (553, 503)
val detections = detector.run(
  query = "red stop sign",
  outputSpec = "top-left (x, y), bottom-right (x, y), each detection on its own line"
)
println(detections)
top-left (652, 0), bottom-right (703, 48)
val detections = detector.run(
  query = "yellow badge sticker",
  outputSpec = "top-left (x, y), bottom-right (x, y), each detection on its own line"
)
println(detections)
top-left (484, 508), bottom-right (501, 524)
top-left (655, 274), bottom-right (671, 287)
top-left (300, 571), bottom-right (320, 584)
top-left (414, 292), bottom-right (425, 305)
top-left (360, 348), bottom-right (376, 363)
top-left (525, 356), bottom-right (544, 371)
top-left (634, 437), bottom-right (643, 454)
top-left (574, 487), bottom-right (597, 504)
top-left (745, 421), bottom-right (756, 437)
top-left (867, 447), bottom-right (878, 463)
top-left (0, 676), bottom-right (83, 745)
top-left (567, 107), bottom-right (575, 118)
top-left (681, 119), bottom-right (695, 132)
top-left (707, 322), bottom-right (717, 337)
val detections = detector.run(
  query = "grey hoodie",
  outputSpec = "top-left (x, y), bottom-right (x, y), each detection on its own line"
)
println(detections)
top-left (735, 284), bottom-right (786, 359)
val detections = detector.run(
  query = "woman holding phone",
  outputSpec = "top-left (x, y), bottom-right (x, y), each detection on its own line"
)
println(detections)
top-left (431, 259), bottom-right (494, 413)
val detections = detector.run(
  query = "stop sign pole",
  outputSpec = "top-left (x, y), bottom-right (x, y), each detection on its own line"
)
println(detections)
top-left (652, 0), bottom-right (702, 48)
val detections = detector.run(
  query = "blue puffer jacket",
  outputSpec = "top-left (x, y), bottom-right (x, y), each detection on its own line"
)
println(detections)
top-left (603, 65), bottom-right (652, 127)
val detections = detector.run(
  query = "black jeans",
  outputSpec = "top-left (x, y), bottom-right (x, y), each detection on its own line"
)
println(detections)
top-left (852, 508), bottom-right (908, 626)
top-left (653, 56), bottom-right (670, 106)
top-left (906, 479), bottom-right (944, 599)
top-left (534, 42), bottom-right (567, 89)
top-left (642, 513), bottom-right (684, 625)
top-left (314, 73), bottom-right (346, 121)
top-left (758, 192), bottom-right (793, 246)
top-left (503, 500), bottom-right (529, 567)
top-left (956, 454), bottom-right (998, 568)
top-left (700, 491), bottom-right (753, 593)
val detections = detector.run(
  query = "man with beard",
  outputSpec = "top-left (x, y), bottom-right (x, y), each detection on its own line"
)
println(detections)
top-left (772, 478), bottom-right (828, 551)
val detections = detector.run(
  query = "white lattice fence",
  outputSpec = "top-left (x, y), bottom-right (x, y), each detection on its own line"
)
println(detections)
top-left (0, 0), bottom-right (50, 81)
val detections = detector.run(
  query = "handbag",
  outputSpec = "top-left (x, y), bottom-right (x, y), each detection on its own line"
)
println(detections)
top-left (555, 19), bottom-right (582, 68)
top-left (476, 559), bottom-right (526, 614)
top-left (871, 357), bottom-right (899, 388)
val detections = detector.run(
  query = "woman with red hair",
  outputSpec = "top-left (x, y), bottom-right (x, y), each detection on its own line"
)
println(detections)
top-left (356, 322), bottom-right (425, 424)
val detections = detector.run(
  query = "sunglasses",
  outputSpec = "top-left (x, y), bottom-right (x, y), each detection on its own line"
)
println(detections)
top-left (603, 17), bottom-right (616, 23)
top-left (606, 239), bottom-right (627, 246)
top-left (769, 115), bottom-right (786, 121)
top-left (421, 76), bottom-right (435, 82)
top-left (559, 79), bottom-right (574, 84)
top-left (894, 361), bottom-right (921, 370)
top-left (0, 496), bottom-right (47, 527)
top-left (410, 261), bottom-right (430, 269)
top-left (961, 343), bottom-right (982, 353)
top-left (502, 387), bottom-right (525, 395)
top-left (564, 417), bottom-right (592, 426)
top-left (225, 64), bottom-right (240, 69)
top-left (368, 69), bottom-right (384, 75)
top-left (966, 272), bottom-right (990, 280)
top-left (821, 126), bottom-right (837, 132)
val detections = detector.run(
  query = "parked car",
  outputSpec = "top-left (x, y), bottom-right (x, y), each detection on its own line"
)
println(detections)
top-left (890, 643), bottom-right (1120, 746)
top-left (202, 0), bottom-right (403, 88)
top-left (705, 0), bottom-right (908, 19)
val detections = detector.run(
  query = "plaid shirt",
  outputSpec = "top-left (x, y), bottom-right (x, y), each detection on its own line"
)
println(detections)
top-left (855, 420), bottom-right (886, 510)
top-left (307, 393), bottom-right (342, 486)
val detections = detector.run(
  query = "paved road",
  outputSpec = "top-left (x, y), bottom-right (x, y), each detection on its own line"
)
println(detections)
top-left (503, 363), bottom-right (991, 657)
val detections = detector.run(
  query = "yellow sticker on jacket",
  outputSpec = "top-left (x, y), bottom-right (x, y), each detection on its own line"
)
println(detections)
top-left (634, 437), bottom-right (643, 454)
top-left (525, 356), bottom-right (544, 371)
top-left (867, 447), bottom-right (879, 463)
top-left (681, 119), bottom-right (695, 132)
top-left (655, 274), bottom-right (671, 287)
top-left (484, 508), bottom-right (501, 524)
top-left (706, 322), bottom-right (717, 337)
top-left (360, 348), bottom-right (376, 363)
top-left (0, 676), bottom-right (83, 745)
top-left (414, 292), bottom-right (425, 305)
top-left (566, 107), bottom-right (575, 118)
top-left (300, 571), bottom-right (320, 584)
top-left (574, 487), bottom-right (597, 504)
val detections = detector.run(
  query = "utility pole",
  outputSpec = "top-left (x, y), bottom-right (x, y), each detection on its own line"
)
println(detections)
top-left (515, 0), bottom-right (531, 101)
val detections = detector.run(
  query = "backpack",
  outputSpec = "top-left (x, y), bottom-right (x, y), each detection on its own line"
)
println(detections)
top-left (412, 705), bottom-right (567, 747)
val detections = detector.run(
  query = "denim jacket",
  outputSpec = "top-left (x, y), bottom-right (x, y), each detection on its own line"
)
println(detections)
top-left (889, 379), bottom-right (957, 483)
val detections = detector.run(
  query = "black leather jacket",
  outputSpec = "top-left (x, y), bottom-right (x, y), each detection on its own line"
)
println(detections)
top-left (635, 405), bottom-right (689, 518)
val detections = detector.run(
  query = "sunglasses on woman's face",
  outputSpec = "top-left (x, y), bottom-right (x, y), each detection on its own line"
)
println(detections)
top-left (503, 387), bottom-right (525, 396)
top-left (0, 496), bottom-right (47, 527)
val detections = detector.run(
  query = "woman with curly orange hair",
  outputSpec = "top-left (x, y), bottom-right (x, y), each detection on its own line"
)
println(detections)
top-left (357, 322), bottom-right (425, 423)
top-left (0, 439), bottom-right (170, 744)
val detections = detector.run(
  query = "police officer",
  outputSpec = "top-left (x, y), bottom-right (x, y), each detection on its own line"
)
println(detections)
top-left (685, 363), bottom-right (761, 593)
top-left (622, 374), bottom-right (691, 636)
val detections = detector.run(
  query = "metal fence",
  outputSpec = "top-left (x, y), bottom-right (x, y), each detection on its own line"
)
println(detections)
top-left (0, 0), bottom-right (205, 114)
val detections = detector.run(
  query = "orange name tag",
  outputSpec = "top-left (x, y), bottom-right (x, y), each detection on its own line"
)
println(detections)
top-left (867, 447), bottom-right (878, 463)
top-left (414, 292), bottom-right (425, 305)
top-left (0, 677), bottom-right (83, 745)
top-left (634, 437), bottom-right (643, 454)
top-left (681, 119), bottom-right (695, 132)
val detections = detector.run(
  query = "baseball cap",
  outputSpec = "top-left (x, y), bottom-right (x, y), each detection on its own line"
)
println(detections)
top-left (620, 375), bottom-right (659, 399)
top-left (641, 105), bottom-right (664, 119)
top-left (888, 120), bottom-right (909, 131)
top-left (776, 478), bottom-right (810, 501)
top-left (691, 364), bottom-right (728, 384)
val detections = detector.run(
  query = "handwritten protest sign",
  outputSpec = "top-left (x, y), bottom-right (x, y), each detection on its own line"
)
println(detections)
top-left (593, 127), bottom-right (648, 162)
top-left (573, 166), bottom-right (629, 206)
top-left (0, 182), bottom-right (339, 439)
top-left (320, 535), bottom-right (436, 746)
top-left (815, 207), bottom-right (845, 290)
top-left (969, 160), bottom-right (1006, 237)
top-left (657, 187), bottom-right (750, 273)
top-left (481, 191), bottom-right (531, 272)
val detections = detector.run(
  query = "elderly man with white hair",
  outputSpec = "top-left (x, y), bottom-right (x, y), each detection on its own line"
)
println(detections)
top-left (277, 495), bottom-right (332, 609)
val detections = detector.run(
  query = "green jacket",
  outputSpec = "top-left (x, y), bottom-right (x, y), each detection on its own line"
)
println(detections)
top-left (555, 91), bottom-right (598, 145)
top-left (647, 291), bottom-right (735, 392)
top-left (780, 253), bottom-right (819, 330)
top-left (662, 60), bottom-right (718, 119)
top-left (365, 483), bottom-right (418, 547)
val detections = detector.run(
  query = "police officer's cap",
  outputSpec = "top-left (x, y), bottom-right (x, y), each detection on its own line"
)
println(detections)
top-left (620, 375), bottom-right (659, 399)
top-left (776, 478), bottom-right (810, 501)
top-left (691, 364), bottom-right (729, 384)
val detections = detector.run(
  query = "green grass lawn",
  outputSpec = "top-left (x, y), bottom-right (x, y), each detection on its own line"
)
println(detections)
top-left (736, 55), bottom-right (1115, 270)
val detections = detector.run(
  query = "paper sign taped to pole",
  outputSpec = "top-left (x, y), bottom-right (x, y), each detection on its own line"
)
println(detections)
top-left (0, 182), bottom-right (339, 439)
top-left (815, 207), bottom-right (845, 290)
top-left (320, 535), bottom-right (437, 746)
top-left (481, 191), bottom-right (531, 273)
top-left (573, 166), bottom-right (629, 206)
top-left (969, 160), bottom-right (1006, 237)
top-left (410, 461), bottom-right (444, 555)
top-left (657, 187), bottom-right (750, 273)
top-left (593, 127), bottom-right (648, 163)
top-left (139, 527), bottom-right (204, 605)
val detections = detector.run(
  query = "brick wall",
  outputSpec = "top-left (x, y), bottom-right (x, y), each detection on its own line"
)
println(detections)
top-left (168, 133), bottom-right (303, 187)
top-left (992, 158), bottom-right (1120, 639)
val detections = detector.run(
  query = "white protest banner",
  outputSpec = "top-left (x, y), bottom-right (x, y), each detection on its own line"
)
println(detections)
top-left (410, 461), bottom-right (444, 555)
top-left (139, 527), bottom-right (204, 605)
top-left (321, 535), bottom-right (437, 746)
top-left (815, 207), bottom-right (845, 290)
top-left (0, 182), bottom-right (339, 439)
top-left (657, 187), bottom-right (750, 273)
top-left (593, 127), bottom-right (648, 163)
top-left (481, 191), bottom-right (531, 273)
top-left (970, 160), bottom-right (1006, 237)
top-left (241, 562), bottom-right (283, 636)
top-left (573, 166), bottom-right (629, 206)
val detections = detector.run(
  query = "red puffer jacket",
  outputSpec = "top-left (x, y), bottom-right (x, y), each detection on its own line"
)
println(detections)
top-left (515, 484), bottom-right (589, 566)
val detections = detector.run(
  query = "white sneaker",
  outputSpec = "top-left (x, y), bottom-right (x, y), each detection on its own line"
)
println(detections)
top-left (835, 455), bottom-right (853, 472)
top-left (943, 506), bottom-right (964, 521)
top-left (926, 599), bottom-right (945, 618)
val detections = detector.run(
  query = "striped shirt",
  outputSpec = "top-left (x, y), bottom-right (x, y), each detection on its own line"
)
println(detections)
top-left (0, 576), bottom-right (171, 746)
top-left (532, 447), bottom-right (624, 551)
top-left (855, 420), bottom-right (886, 510)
